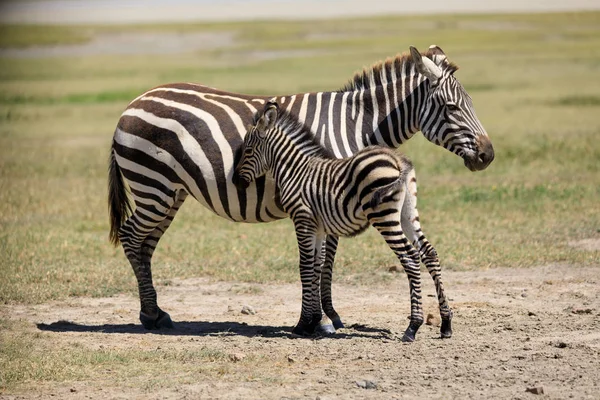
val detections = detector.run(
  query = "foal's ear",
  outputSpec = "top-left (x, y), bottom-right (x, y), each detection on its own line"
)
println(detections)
top-left (410, 45), bottom-right (442, 83)
top-left (256, 103), bottom-right (278, 137)
top-left (263, 105), bottom-right (278, 130)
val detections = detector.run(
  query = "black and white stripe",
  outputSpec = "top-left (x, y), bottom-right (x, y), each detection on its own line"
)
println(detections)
top-left (235, 101), bottom-right (452, 341)
top-left (108, 45), bottom-right (492, 330)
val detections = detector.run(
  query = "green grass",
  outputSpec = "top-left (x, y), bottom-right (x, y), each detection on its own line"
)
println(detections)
top-left (0, 319), bottom-right (246, 390)
top-left (1, 10), bottom-right (600, 394)
top-left (1, 12), bottom-right (599, 305)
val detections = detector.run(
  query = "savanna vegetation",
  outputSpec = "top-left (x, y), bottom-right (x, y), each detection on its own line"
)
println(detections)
top-left (1, 11), bottom-right (599, 392)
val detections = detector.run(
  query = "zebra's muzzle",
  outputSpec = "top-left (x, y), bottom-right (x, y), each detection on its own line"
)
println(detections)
top-left (464, 135), bottom-right (495, 171)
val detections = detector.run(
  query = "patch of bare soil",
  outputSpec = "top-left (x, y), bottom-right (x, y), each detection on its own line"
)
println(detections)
top-left (3, 264), bottom-right (600, 399)
top-left (0, 31), bottom-right (236, 59)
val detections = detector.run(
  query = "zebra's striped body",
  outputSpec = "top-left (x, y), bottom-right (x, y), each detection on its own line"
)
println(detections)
top-left (108, 45), bottom-right (491, 330)
top-left (236, 102), bottom-right (451, 341)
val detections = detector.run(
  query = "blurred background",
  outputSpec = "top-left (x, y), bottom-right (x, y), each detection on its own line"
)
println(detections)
top-left (0, 1), bottom-right (599, 304)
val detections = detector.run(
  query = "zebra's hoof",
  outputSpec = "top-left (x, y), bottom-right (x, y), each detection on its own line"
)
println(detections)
top-left (292, 320), bottom-right (319, 337)
top-left (401, 320), bottom-right (422, 343)
top-left (440, 317), bottom-right (452, 339)
top-left (332, 318), bottom-right (345, 330)
top-left (316, 324), bottom-right (336, 335)
top-left (139, 308), bottom-right (174, 330)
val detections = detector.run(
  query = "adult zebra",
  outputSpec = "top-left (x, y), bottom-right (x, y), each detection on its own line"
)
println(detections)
top-left (236, 100), bottom-right (449, 341)
top-left (108, 45), bottom-right (494, 331)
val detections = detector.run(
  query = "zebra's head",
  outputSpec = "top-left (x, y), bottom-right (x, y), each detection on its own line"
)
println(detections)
top-left (234, 101), bottom-right (279, 189)
top-left (410, 45), bottom-right (494, 171)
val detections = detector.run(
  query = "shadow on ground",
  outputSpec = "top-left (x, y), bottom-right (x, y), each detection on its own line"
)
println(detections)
top-left (36, 320), bottom-right (395, 340)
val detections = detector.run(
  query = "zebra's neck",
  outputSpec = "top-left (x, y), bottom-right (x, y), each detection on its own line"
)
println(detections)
top-left (276, 64), bottom-right (425, 158)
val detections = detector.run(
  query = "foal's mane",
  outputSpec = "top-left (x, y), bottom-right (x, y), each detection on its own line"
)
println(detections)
top-left (273, 109), bottom-right (335, 159)
top-left (340, 50), bottom-right (459, 92)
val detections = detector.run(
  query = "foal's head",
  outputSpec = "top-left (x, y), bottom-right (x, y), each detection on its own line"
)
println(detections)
top-left (234, 101), bottom-right (279, 189)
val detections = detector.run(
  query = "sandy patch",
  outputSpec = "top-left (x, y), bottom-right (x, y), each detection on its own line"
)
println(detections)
top-left (2, 263), bottom-right (599, 399)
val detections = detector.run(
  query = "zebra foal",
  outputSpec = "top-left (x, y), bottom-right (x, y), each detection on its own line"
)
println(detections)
top-left (235, 101), bottom-right (452, 342)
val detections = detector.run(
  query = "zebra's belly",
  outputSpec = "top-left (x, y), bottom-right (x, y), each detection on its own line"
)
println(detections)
top-left (190, 176), bottom-right (289, 223)
top-left (320, 213), bottom-right (370, 238)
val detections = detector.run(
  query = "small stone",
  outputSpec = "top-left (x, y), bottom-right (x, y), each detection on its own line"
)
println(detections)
top-left (528, 311), bottom-right (537, 316)
top-left (553, 341), bottom-right (568, 349)
top-left (523, 344), bottom-right (532, 351)
top-left (70, 389), bottom-right (77, 393)
top-left (571, 308), bottom-right (593, 315)
top-left (525, 386), bottom-right (544, 395)
top-left (388, 265), bottom-right (401, 273)
top-left (425, 313), bottom-right (440, 327)
top-left (356, 380), bottom-right (377, 389)
top-left (227, 305), bottom-right (234, 312)
top-left (229, 352), bottom-right (245, 362)
top-left (521, 292), bottom-right (528, 298)
top-left (241, 305), bottom-right (256, 315)
top-left (287, 355), bottom-right (296, 363)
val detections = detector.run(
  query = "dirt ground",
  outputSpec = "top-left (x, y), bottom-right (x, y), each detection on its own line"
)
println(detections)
top-left (2, 263), bottom-right (599, 399)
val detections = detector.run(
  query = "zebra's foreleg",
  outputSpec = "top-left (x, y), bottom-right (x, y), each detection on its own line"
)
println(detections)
top-left (401, 170), bottom-right (452, 339)
top-left (320, 234), bottom-right (344, 330)
top-left (312, 238), bottom-right (336, 335)
top-left (291, 217), bottom-right (322, 336)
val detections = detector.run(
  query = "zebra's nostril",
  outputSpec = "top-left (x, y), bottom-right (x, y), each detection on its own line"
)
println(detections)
top-left (478, 152), bottom-right (487, 164)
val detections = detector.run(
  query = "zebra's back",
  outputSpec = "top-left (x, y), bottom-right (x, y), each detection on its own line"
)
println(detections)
top-left (113, 83), bottom-right (286, 223)
top-left (282, 146), bottom-right (412, 238)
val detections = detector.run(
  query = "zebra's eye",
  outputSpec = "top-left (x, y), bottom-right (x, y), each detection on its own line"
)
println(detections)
top-left (446, 103), bottom-right (460, 112)
top-left (244, 147), bottom-right (253, 156)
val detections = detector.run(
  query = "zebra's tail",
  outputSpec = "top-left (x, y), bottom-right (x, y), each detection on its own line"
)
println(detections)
top-left (108, 144), bottom-right (132, 246)
top-left (368, 157), bottom-right (413, 210)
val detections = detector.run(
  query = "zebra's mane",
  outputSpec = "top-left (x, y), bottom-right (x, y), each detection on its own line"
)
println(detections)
top-left (272, 110), bottom-right (335, 159)
top-left (340, 51), bottom-right (459, 92)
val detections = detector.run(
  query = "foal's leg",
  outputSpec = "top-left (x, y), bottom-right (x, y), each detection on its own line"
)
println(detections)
top-left (291, 214), bottom-right (322, 336)
top-left (312, 238), bottom-right (336, 334)
top-left (320, 234), bottom-right (344, 330)
top-left (367, 186), bottom-right (424, 342)
top-left (401, 170), bottom-right (452, 338)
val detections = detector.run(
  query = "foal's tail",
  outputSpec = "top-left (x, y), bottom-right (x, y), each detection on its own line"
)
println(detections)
top-left (108, 144), bottom-right (132, 246)
top-left (368, 156), bottom-right (413, 210)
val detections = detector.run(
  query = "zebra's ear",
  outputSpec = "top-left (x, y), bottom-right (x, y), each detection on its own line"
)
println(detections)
top-left (427, 45), bottom-right (447, 67)
top-left (255, 105), bottom-right (277, 138)
top-left (263, 105), bottom-right (278, 131)
top-left (410, 45), bottom-right (442, 83)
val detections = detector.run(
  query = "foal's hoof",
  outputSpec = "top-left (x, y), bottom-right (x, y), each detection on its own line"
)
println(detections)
top-left (331, 317), bottom-right (345, 330)
top-left (440, 317), bottom-right (453, 339)
top-left (401, 320), bottom-right (423, 343)
top-left (315, 324), bottom-right (336, 335)
top-left (291, 319), bottom-right (319, 337)
top-left (140, 308), bottom-right (174, 330)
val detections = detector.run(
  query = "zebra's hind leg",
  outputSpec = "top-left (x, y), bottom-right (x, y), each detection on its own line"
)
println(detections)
top-left (137, 190), bottom-right (189, 330)
top-left (401, 170), bottom-right (452, 339)
top-left (119, 189), bottom-right (185, 330)
top-left (320, 234), bottom-right (344, 330)
top-left (367, 186), bottom-right (423, 342)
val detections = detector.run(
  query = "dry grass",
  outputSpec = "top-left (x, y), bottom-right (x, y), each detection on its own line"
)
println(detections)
top-left (1, 10), bottom-right (600, 392)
